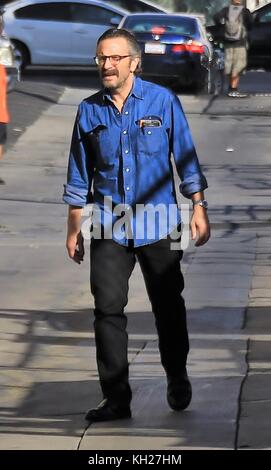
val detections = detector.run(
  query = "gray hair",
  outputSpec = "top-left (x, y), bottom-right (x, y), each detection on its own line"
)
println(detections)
top-left (97, 28), bottom-right (142, 75)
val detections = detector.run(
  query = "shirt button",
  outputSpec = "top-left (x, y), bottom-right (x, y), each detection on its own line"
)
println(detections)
top-left (125, 111), bottom-right (129, 115)
top-left (123, 130), bottom-right (127, 135)
top-left (126, 187), bottom-right (130, 191)
top-left (126, 168), bottom-right (130, 172)
top-left (125, 150), bottom-right (129, 154)
top-left (147, 131), bottom-right (152, 135)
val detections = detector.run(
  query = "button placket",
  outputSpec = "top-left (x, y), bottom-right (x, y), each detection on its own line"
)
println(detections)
top-left (121, 103), bottom-right (134, 206)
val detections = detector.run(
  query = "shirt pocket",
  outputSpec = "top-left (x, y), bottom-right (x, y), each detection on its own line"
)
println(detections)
top-left (137, 125), bottom-right (166, 157)
top-left (93, 125), bottom-right (115, 166)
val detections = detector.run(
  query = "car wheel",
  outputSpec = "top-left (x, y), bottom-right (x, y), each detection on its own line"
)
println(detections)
top-left (11, 41), bottom-right (30, 70)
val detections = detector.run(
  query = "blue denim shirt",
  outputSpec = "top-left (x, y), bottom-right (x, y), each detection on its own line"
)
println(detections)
top-left (63, 77), bottom-right (208, 246)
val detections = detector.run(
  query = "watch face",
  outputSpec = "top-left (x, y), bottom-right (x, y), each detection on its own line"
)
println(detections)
top-left (200, 200), bottom-right (208, 209)
top-left (193, 199), bottom-right (208, 209)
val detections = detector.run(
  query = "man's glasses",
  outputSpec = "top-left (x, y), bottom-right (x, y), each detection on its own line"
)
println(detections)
top-left (94, 55), bottom-right (132, 66)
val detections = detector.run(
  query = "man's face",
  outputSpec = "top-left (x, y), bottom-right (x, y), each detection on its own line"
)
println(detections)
top-left (232, 0), bottom-right (242, 5)
top-left (96, 37), bottom-right (139, 91)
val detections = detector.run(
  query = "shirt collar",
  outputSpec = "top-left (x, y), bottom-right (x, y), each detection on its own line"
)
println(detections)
top-left (131, 76), bottom-right (144, 100)
top-left (102, 76), bottom-right (144, 103)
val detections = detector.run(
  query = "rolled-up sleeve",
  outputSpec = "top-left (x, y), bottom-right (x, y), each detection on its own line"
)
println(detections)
top-left (63, 103), bottom-right (93, 207)
top-left (169, 94), bottom-right (208, 198)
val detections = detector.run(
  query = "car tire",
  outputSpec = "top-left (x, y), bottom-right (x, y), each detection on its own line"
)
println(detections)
top-left (11, 41), bottom-right (30, 70)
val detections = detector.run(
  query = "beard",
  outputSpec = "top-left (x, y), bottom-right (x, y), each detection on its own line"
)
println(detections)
top-left (101, 69), bottom-right (119, 89)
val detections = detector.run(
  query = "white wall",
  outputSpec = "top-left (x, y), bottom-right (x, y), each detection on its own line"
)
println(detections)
top-left (246, 0), bottom-right (270, 11)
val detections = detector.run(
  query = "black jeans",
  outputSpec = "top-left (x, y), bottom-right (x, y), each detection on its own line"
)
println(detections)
top-left (90, 237), bottom-right (189, 406)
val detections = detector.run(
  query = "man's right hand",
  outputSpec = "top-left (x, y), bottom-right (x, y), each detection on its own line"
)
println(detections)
top-left (66, 230), bottom-right (85, 264)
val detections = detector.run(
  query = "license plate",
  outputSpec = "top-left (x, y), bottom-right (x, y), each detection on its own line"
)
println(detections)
top-left (144, 42), bottom-right (166, 54)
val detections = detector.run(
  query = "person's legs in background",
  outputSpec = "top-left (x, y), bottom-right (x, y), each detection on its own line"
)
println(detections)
top-left (225, 46), bottom-right (248, 97)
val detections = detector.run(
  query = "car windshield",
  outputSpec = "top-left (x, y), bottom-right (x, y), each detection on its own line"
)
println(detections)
top-left (123, 16), bottom-right (197, 36)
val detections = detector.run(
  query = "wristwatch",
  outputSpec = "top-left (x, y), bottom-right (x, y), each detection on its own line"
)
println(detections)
top-left (192, 199), bottom-right (208, 209)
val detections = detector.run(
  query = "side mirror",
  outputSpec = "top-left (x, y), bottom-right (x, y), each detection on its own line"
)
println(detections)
top-left (110, 16), bottom-right (120, 27)
top-left (253, 14), bottom-right (260, 24)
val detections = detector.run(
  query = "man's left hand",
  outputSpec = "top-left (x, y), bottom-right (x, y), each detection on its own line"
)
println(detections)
top-left (190, 207), bottom-right (210, 247)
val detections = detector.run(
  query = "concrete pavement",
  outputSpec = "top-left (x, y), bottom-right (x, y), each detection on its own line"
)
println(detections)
top-left (0, 85), bottom-right (271, 450)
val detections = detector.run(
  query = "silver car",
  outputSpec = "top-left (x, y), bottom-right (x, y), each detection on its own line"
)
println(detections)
top-left (3, 0), bottom-right (127, 69)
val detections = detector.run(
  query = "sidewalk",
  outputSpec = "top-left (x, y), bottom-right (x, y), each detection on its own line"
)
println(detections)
top-left (0, 87), bottom-right (271, 450)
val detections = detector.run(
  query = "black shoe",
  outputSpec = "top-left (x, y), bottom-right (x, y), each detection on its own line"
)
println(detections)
top-left (85, 399), bottom-right (131, 422)
top-left (167, 369), bottom-right (192, 411)
top-left (0, 177), bottom-right (5, 185)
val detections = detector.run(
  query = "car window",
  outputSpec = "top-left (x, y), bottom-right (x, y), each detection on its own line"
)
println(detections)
top-left (14, 3), bottom-right (71, 21)
top-left (258, 8), bottom-right (271, 24)
top-left (104, 1), bottom-right (132, 11)
top-left (71, 3), bottom-right (122, 25)
top-left (197, 21), bottom-right (206, 39)
top-left (124, 16), bottom-right (197, 36)
top-left (104, 1), bottom-right (163, 13)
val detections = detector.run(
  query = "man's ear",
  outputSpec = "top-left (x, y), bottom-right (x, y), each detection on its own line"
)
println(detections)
top-left (130, 57), bottom-right (140, 73)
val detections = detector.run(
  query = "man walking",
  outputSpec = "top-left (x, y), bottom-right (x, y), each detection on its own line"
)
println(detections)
top-left (63, 28), bottom-right (210, 422)
top-left (214, 0), bottom-right (253, 97)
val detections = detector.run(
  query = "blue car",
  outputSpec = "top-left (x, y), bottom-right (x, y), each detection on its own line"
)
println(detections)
top-left (119, 13), bottom-right (223, 93)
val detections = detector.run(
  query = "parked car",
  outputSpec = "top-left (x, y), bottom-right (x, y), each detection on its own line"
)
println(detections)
top-left (119, 13), bottom-right (224, 93)
top-left (2, 0), bottom-right (128, 69)
top-left (248, 2), bottom-right (271, 70)
top-left (103, 0), bottom-right (167, 13)
top-left (0, 7), bottom-right (19, 90)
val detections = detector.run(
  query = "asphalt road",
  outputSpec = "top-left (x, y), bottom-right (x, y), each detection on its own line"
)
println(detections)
top-left (7, 79), bottom-right (64, 151)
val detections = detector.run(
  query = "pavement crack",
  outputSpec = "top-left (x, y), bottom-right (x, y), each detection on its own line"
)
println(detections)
top-left (76, 340), bottom-right (151, 449)
top-left (129, 340), bottom-right (150, 364)
top-left (77, 421), bottom-right (91, 450)
top-left (0, 197), bottom-right (62, 205)
top-left (234, 337), bottom-right (250, 450)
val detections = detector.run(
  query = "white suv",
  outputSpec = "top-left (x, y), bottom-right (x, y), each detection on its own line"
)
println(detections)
top-left (3, 0), bottom-right (127, 69)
